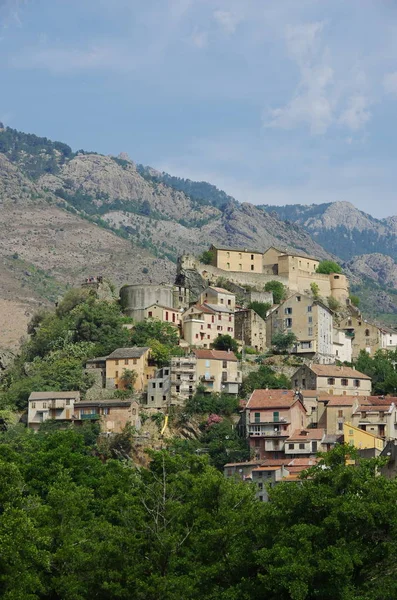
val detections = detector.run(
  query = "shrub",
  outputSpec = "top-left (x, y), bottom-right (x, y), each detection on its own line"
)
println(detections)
top-left (316, 260), bottom-right (342, 274)
top-left (264, 281), bottom-right (286, 305)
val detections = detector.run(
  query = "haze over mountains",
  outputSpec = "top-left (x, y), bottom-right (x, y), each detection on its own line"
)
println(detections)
top-left (0, 125), bottom-right (397, 349)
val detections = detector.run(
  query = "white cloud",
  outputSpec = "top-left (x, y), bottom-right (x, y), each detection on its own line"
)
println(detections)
top-left (383, 71), bottom-right (397, 96)
top-left (213, 10), bottom-right (240, 34)
top-left (190, 29), bottom-right (207, 48)
top-left (339, 95), bottom-right (371, 131)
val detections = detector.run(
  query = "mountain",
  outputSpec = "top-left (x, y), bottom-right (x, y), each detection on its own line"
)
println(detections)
top-left (261, 201), bottom-right (397, 263)
top-left (0, 125), bottom-right (396, 349)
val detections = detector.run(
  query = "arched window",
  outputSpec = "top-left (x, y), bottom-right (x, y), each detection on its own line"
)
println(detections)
top-left (226, 262), bottom-right (230, 269)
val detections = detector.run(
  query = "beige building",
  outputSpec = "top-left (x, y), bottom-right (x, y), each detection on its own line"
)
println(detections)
top-left (266, 294), bottom-right (334, 363)
top-left (324, 395), bottom-right (362, 435)
top-left (242, 389), bottom-right (307, 460)
top-left (351, 399), bottom-right (397, 441)
top-left (292, 364), bottom-right (372, 396)
top-left (199, 286), bottom-right (236, 311)
top-left (284, 428), bottom-right (327, 457)
top-left (144, 304), bottom-right (182, 329)
top-left (182, 303), bottom-right (234, 348)
top-left (105, 347), bottom-right (155, 391)
top-left (380, 326), bottom-right (397, 351)
top-left (340, 313), bottom-right (381, 360)
top-left (333, 328), bottom-right (352, 363)
top-left (235, 308), bottom-right (267, 352)
top-left (170, 355), bottom-right (197, 402)
top-left (194, 349), bottom-right (241, 395)
top-left (74, 399), bottom-right (140, 433)
top-left (209, 244), bottom-right (263, 273)
top-left (28, 391), bottom-right (80, 431)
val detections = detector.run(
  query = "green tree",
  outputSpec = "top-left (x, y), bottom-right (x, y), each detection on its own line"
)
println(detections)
top-left (310, 282), bottom-right (320, 299)
top-left (198, 249), bottom-right (215, 264)
top-left (241, 365), bottom-right (291, 396)
top-left (148, 339), bottom-right (172, 367)
top-left (131, 318), bottom-right (179, 347)
top-left (316, 260), bottom-right (342, 274)
top-left (271, 331), bottom-right (298, 353)
top-left (119, 368), bottom-right (137, 390)
top-left (356, 348), bottom-right (397, 395)
top-left (327, 296), bottom-right (340, 311)
top-left (349, 294), bottom-right (360, 307)
top-left (212, 334), bottom-right (238, 353)
top-left (248, 301), bottom-right (272, 320)
top-left (264, 281), bottom-right (286, 304)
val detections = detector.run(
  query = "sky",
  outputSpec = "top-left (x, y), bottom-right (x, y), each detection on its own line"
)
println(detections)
top-left (1, 0), bottom-right (397, 218)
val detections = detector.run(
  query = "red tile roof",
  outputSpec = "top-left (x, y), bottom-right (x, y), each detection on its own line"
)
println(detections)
top-left (326, 396), bottom-right (360, 407)
top-left (287, 428), bottom-right (325, 441)
top-left (246, 389), bottom-right (303, 409)
top-left (193, 349), bottom-right (238, 362)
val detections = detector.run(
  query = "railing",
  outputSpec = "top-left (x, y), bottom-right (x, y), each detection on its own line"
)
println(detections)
top-left (200, 375), bottom-right (215, 381)
top-left (79, 413), bottom-right (101, 420)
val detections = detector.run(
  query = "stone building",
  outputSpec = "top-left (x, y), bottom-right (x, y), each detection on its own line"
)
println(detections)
top-left (28, 391), bottom-right (80, 432)
top-left (340, 313), bottom-right (381, 360)
top-left (209, 244), bottom-right (264, 273)
top-left (73, 399), bottom-right (140, 434)
top-left (146, 366), bottom-right (171, 408)
top-left (266, 293), bottom-right (334, 363)
top-left (193, 348), bottom-right (242, 395)
top-left (292, 364), bottom-right (372, 396)
top-left (235, 308), bottom-right (267, 352)
top-left (181, 303), bottom-right (234, 348)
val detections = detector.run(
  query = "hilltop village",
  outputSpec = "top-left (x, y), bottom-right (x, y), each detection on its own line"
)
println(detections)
top-left (9, 243), bottom-right (397, 494)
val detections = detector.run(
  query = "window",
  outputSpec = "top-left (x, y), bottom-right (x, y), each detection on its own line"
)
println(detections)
top-left (284, 307), bottom-right (292, 314)
top-left (327, 378), bottom-right (335, 385)
top-left (31, 402), bottom-right (36, 408)
top-left (285, 318), bottom-right (292, 328)
top-left (312, 441), bottom-right (317, 452)
top-left (273, 411), bottom-right (279, 422)
top-left (338, 410), bottom-right (343, 418)
top-left (159, 382), bottom-right (163, 389)
top-left (43, 402), bottom-right (47, 409)
top-left (251, 254), bottom-right (254, 260)
top-left (222, 371), bottom-right (227, 381)
top-left (255, 439), bottom-right (260, 447)
top-left (150, 396), bottom-right (154, 402)
top-left (172, 313), bottom-right (176, 323)
top-left (176, 386), bottom-right (180, 393)
top-left (338, 422), bottom-right (343, 431)
top-left (195, 334), bottom-right (199, 339)
top-left (239, 264), bottom-right (242, 270)
top-left (207, 324), bottom-right (211, 329)
top-left (229, 316), bottom-right (232, 322)
top-left (165, 311), bottom-right (169, 321)
top-left (307, 305), bottom-right (312, 312)
top-left (148, 311), bottom-right (153, 317)
top-left (222, 360), bottom-right (227, 368)
top-left (115, 371), bottom-right (119, 378)
top-left (302, 378), bottom-right (306, 387)
top-left (103, 408), bottom-right (109, 415)
top-left (341, 378), bottom-right (348, 386)
top-left (251, 265), bottom-right (254, 271)
top-left (220, 298), bottom-right (224, 304)
top-left (254, 412), bottom-right (261, 423)
top-left (152, 383), bottom-right (156, 389)
top-left (226, 251), bottom-right (230, 258)
top-left (124, 359), bottom-right (129, 365)
top-left (115, 360), bottom-right (119, 366)
top-left (294, 379), bottom-right (298, 387)
top-left (308, 316), bottom-right (313, 323)
top-left (288, 443), bottom-right (294, 449)
top-left (365, 329), bottom-right (370, 337)
top-left (227, 262), bottom-right (230, 269)
top-left (66, 399), bottom-right (70, 405)
top-left (308, 327), bottom-right (313, 336)
top-left (133, 358), bottom-right (137, 365)
top-left (296, 296), bottom-right (301, 302)
top-left (353, 379), bottom-right (360, 387)
top-left (218, 315), bottom-right (222, 321)
top-left (239, 253), bottom-right (242, 259)
top-left (299, 443), bottom-right (305, 449)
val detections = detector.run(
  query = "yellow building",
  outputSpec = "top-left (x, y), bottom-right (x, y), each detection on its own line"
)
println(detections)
top-left (344, 422), bottom-right (384, 451)
top-left (105, 347), bottom-right (155, 391)
top-left (209, 244), bottom-right (263, 273)
top-left (193, 348), bottom-right (242, 394)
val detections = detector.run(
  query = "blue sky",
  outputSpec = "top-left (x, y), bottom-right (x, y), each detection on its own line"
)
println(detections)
top-left (1, 0), bottom-right (397, 218)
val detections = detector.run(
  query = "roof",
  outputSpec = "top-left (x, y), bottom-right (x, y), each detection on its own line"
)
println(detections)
top-left (252, 466), bottom-right (281, 472)
top-left (246, 389), bottom-right (303, 410)
top-left (29, 391), bottom-right (80, 400)
top-left (85, 356), bottom-right (108, 363)
top-left (75, 400), bottom-right (135, 408)
top-left (224, 460), bottom-right (262, 468)
top-left (185, 303), bottom-right (215, 315)
top-left (193, 349), bottom-right (238, 362)
top-left (145, 303), bottom-right (181, 313)
top-left (106, 347), bottom-right (150, 360)
top-left (287, 428), bottom-right (325, 441)
top-left (203, 303), bottom-right (234, 314)
top-left (326, 396), bottom-right (360, 407)
top-left (305, 364), bottom-right (371, 380)
top-left (300, 390), bottom-right (330, 399)
top-left (354, 403), bottom-right (395, 414)
top-left (205, 286), bottom-right (235, 295)
top-left (210, 244), bottom-right (262, 254)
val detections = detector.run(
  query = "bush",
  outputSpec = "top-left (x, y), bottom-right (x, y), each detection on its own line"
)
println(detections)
top-left (264, 281), bottom-right (286, 305)
top-left (316, 260), bottom-right (342, 274)
top-left (199, 249), bottom-right (215, 265)
top-left (185, 392), bottom-right (239, 416)
top-left (212, 334), bottom-right (238, 353)
top-left (327, 296), bottom-right (340, 311)
top-left (271, 331), bottom-right (297, 353)
top-left (350, 294), bottom-right (360, 307)
top-left (248, 301), bottom-right (271, 320)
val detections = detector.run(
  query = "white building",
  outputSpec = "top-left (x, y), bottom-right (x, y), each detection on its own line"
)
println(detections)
top-left (380, 327), bottom-right (397, 351)
top-left (333, 328), bottom-right (352, 363)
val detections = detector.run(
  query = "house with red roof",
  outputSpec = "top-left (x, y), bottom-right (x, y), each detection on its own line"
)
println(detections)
top-left (193, 348), bottom-right (241, 394)
top-left (284, 428), bottom-right (327, 458)
top-left (242, 389), bottom-right (307, 459)
top-left (351, 397), bottom-right (397, 440)
top-left (292, 364), bottom-right (372, 396)
top-left (181, 302), bottom-right (234, 348)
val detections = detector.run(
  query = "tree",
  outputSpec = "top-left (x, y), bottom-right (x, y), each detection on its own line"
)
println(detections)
top-left (349, 294), bottom-right (360, 307)
top-left (119, 368), bottom-right (137, 390)
top-left (264, 281), bottom-right (286, 305)
top-left (212, 334), bottom-right (238, 353)
top-left (131, 319), bottom-right (179, 347)
top-left (271, 331), bottom-right (297, 353)
top-left (310, 281), bottom-right (320, 299)
top-left (241, 365), bottom-right (291, 396)
top-left (248, 301), bottom-right (272, 320)
top-left (327, 296), bottom-right (340, 311)
top-left (198, 249), bottom-right (215, 265)
top-left (316, 260), bottom-right (342, 274)
top-left (148, 339), bottom-right (171, 367)
top-left (356, 348), bottom-right (397, 395)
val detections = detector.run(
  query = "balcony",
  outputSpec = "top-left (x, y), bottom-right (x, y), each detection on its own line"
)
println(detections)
top-left (200, 375), bottom-right (215, 382)
top-left (249, 428), bottom-right (288, 437)
top-left (79, 413), bottom-right (101, 420)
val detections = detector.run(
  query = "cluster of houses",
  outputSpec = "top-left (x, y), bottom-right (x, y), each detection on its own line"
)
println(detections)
top-left (227, 363), bottom-right (397, 500)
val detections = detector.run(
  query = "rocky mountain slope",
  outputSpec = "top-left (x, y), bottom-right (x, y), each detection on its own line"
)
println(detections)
top-left (262, 201), bottom-right (397, 263)
top-left (0, 125), bottom-right (396, 348)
